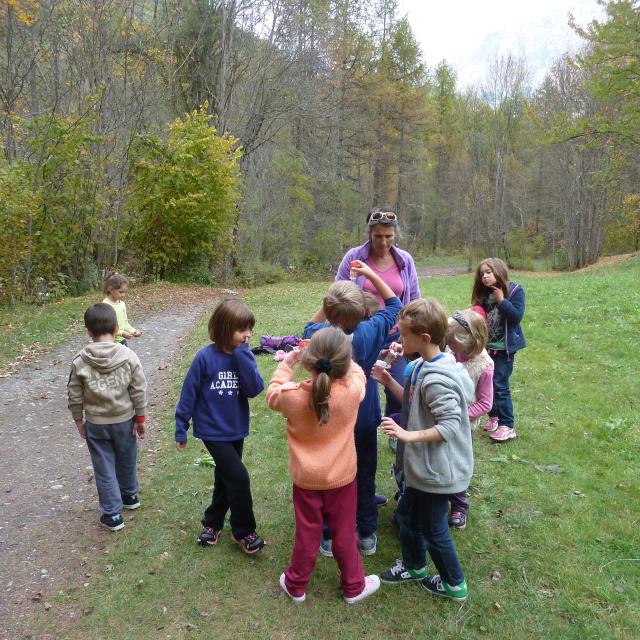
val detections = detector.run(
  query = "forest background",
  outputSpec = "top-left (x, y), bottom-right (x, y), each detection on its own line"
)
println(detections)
top-left (1, 0), bottom-right (639, 303)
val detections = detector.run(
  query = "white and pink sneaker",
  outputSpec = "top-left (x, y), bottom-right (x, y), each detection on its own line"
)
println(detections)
top-left (490, 425), bottom-right (517, 441)
top-left (483, 416), bottom-right (499, 433)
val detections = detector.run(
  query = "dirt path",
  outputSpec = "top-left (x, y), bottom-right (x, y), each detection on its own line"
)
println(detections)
top-left (0, 289), bottom-right (222, 639)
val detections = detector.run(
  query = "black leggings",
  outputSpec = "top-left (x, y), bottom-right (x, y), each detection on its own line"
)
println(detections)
top-left (201, 439), bottom-right (256, 538)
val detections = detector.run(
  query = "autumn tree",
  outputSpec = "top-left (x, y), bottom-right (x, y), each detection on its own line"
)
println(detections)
top-left (127, 106), bottom-right (241, 280)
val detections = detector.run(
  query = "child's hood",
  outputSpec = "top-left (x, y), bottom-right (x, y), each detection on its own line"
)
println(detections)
top-left (418, 358), bottom-right (474, 404)
top-left (78, 342), bottom-right (131, 373)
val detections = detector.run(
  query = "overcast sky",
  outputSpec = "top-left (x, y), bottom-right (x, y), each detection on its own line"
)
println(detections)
top-left (396, 0), bottom-right (606, 89)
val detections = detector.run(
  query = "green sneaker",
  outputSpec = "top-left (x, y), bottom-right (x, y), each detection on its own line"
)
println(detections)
top-left (380, 559), bottom-right (427, 584)
top-left (421, 575), bottom-right (468, 601)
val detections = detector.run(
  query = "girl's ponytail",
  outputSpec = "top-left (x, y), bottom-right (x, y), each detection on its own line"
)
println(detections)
top-left (311, 370), bottom-right (332, 424)
top-left (300, 327), bottom-right (352, 425)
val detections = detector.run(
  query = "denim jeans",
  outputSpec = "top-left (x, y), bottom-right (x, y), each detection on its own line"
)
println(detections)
top-left (395, 488), bottom-right (427, 572)
top-left (398, 487), bottom-right (465, 587)
top-left (489, 350), bottom-right (515, 428)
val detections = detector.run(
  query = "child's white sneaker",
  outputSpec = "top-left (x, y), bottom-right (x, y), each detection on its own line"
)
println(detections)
top-left (279, 572), bottom-right (305, 603)
top-left (344, 575), bottom-right (381, 604)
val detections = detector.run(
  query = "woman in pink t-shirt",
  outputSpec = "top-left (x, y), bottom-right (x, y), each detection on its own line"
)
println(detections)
top-left (335, 208), bottom-right (421, 416)
top-left (335, 208), bottom-right (421, 508)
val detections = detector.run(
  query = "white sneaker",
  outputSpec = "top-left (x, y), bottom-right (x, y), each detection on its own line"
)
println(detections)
top-left (279, 572), bottom-right (305, 603)
top-left (344, 575), bottom-right (381, 604)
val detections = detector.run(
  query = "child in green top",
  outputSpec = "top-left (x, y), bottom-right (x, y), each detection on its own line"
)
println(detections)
top-left (102, 273), bottom-right (141, 347)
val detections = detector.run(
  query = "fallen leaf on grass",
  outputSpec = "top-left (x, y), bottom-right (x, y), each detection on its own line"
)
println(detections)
top-left (539, 588), bottom-right (555, 598)
top-left (573, 490), bottom-right (586, 497)
top-left (493, 602), bottom-right (503, 611)
top-left (534, 464), bottom-right (563, 474)
top-left (490, 570), bottom-right (501, 582)
top-left (193, 456), bottom-right (215, 467)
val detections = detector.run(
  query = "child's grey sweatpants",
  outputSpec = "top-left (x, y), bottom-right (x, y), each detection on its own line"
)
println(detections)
top-left (85, 419), bottom-right (139, 516)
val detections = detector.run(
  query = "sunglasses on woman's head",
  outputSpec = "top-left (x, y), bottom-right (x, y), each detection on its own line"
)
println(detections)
top-left (369, 211), bottom-right (397, 224)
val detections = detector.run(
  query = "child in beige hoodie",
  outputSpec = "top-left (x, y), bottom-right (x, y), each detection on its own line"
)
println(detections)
top-left (68, 303), bottom-right (147, 531)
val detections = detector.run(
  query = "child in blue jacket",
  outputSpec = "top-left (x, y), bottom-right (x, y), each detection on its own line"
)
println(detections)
top-left (304, 262), bottom-right (402, 555)
top-left (471, 258), bottom-right (526, 442)
top-left (175, 299), bottom-right (266, 554)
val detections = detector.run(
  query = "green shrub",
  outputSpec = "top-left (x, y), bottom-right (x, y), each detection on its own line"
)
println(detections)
top-left (234, 260), bottom-right (287, 287)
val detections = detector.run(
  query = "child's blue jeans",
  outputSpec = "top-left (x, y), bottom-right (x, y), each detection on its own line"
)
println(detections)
top-left (398, 487), bottom-right (465, 586)
top-left (489, 350), bottom-right (515, 428)
top-left (85, 419), bottom-right (138, 516)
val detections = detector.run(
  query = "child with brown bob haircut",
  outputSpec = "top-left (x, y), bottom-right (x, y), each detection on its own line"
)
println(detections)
top-left (175, 299), bottom-right (266, 554)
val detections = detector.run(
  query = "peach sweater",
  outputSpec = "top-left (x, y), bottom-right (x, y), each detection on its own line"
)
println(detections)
top-left (266, 360), bottom-right (366, 490)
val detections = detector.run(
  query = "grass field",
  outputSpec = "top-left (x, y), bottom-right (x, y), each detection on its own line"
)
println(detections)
top-left (36, 257), bottom-right (640, 639)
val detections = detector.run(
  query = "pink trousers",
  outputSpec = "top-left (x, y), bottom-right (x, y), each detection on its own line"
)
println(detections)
top-left (283, 479), bottom-right (365, 598)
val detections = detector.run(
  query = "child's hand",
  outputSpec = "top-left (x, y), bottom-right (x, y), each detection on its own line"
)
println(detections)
top-left (351, 261), bottom-right (374, 280)
top-left (389, 341), bottom-right (403, 357)
top-left (283, 349), bottom-right (301, 366)
top-left (380, 416), bottom-right (409, 441)
top-left (132, 330), bottom-right (142, 337)
top-left (371, 363), bottom-right (392, 385)
top-left (492, 286), bottom-right (505, 303)
top-left (175, 441), bottom-right (187, 451)
top-left (133, 420), bottom-right (146, 439)
top-left (122, 331), bottom-right (134, 339)
top-left (74, 419), bottom-right (86, 439)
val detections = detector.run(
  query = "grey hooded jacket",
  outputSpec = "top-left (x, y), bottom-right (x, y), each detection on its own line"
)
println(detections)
top-left (68, 342), bottom-right (147, 425)
top-left (403, 357), bottom-right (474, 495)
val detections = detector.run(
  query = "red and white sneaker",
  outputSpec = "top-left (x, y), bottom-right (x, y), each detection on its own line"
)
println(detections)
top-left (483, 417), bottom-right (499, 433)
top-left (490, 425), bottom-right (517, 441)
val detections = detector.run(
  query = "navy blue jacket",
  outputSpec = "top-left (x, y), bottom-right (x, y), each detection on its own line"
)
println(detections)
top-left (303, 295), bottom-right (402, 431)
top-left (175, 342), bottom-right (264, 443)
top-left (488, 282), bottom-right (526, 355)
